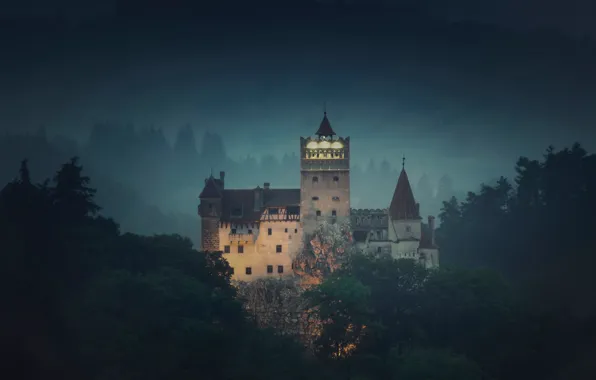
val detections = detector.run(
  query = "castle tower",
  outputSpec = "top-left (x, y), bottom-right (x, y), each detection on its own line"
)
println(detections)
top-left (300, 112), bottom-right (350, 234)
top-left (198, 172), bottom-right (224, 251)
top-left (387, 161), bottom-right (423, 258)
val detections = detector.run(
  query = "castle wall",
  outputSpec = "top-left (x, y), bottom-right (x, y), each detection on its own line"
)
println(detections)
top-left (201, 217), bottom-right (220, 251)
top-left (388, 218), bottom-right (422, 241)
top-left (300, 170), bottom-right (350, 234)
top-left (219, 221), bottom-right (302, 281)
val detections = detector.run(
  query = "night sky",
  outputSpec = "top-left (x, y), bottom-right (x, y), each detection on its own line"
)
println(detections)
top-left (2, 0), bottom-right (596, 192)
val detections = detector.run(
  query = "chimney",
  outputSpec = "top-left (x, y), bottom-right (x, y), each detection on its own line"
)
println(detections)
top-left (263, 182), bottom-right (270, 190)
top-left (428, 216), bottom-right (436, 246)
top-left (254, 186), bottom-right (263, 211)
top-left (220, 171), bottom-right (225, 187)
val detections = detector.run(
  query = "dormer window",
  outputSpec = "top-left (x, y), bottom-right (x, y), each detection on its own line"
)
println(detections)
top-left (269, 208), bottom-right (279, 215)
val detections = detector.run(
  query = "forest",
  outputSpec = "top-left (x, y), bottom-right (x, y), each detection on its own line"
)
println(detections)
top-left (0, 127), bottom-right (461, 246)
top-left (1, 142), bottom-right (595, 379)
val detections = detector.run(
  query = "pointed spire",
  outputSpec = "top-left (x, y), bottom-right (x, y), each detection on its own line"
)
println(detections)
top-left (389, 166), bottom-right (421, 220)
top-left (402, 154), bottom-right (406, 170)
top-left (315, 110), bottom-right (336, 137)
top-left (199, 175), bottom-right (222, 198)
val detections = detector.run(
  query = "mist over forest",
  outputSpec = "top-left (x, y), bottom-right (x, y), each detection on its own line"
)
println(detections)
top-left (0, 126), bottom-right (464, 247)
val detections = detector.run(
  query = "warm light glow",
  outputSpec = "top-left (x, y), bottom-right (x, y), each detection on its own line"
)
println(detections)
top-left (330, 141), bottom-right (343, 149)
top-left (319, 141), bottom-right (331, 149)
top-left (306, 141), bottom-right (318, 149)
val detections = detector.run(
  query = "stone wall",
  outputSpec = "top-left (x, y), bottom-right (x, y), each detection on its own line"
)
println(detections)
top-left (200, 217), bottom-right (220, 251)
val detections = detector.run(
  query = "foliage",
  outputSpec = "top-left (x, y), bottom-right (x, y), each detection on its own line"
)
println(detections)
top-left (293, 220), bottom-right (355, 285)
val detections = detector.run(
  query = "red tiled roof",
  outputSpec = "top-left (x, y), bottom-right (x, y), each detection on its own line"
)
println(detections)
top-left (220, 188), bottom-right (300, 222)
top-left (199, 175), bottom-right (222, 198)
top-left (389, 169), bottom-right (421, 220)
top-left (315, 112), bottom-right (336, 136)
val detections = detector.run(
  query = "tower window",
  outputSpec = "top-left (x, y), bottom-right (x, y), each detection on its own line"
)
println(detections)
top-left (312, 196), bottom-right (319, 201)
top-left (267, 265), bottom-right (273, 274)
top-left (333, 176), bottom-right (339, 182)
top-left (268, 228), bottom-right (272, 235)
top-left (276, 245), bottom-right (282, 253)
top-left (316, 210), bottom-right (321, 217)
top-left (224, 245), bottom-right (230, 253)
top-left (332, 196), bottom-right (340, 201)
top-left (277, 265), bottom-right (284, 274)
top-left (245, 267), bottom-right (252, 275)
top-left (312, 176), bottom-right (318, 183)
top-left (332, 210), bottom-right (337, 217)
top-left (237, 245), bottom-right (244, 254)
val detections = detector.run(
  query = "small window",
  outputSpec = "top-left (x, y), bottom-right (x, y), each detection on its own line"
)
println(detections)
top-left (238, 245), bottom-right (244, 254)
top-left (245, 267), bottom-right (252, 275)
top-left (332, 196), bottom-right (340, 201)
top-left (333, 176), bottom-right (339, 182)
top-left (284, 228), bottom-right (288, 233)
top-left (312, 196), bottom-right (319, 201)
top-left (267, 265), bottom-right (273, 274)
top-left (377, 247), bottom-right (381, 253)
top-left (224, 245), bottom-right (230, 253)
top-left (405, 225), bottom-right (411, 233)
top-left (248, 229), bottom-right (252, 234)
top-left (316, 210), bottom-right (321, 217)
top-left (268, 228), bottom-right (272, 235)
top-left (230, 267), bottom-right (235, 274)
top-left (294, 228), bottom-right (298, 233)
top-left (331, 210), bottom-right (337, 217)
top-left (276, 245), bottom-right (282, 253)
top-left (269, 208), bottom-right (279, 215)
top-left (277, 265), bottom-right (284, 274)
top-left (231, 228), bottom-right (237, 234)
top-left (312, 176), bottom-right (319, 183)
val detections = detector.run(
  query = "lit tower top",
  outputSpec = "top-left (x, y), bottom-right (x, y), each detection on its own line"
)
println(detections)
top-left (300, 111), bottom-right (350, 171)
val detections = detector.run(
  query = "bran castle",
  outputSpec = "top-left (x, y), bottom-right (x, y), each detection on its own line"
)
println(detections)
top-left (198, 112), bottom-right (439, 281)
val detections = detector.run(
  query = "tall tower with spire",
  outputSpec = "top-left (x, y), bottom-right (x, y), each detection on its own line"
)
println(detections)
top-left (198, 172), bottom-right (224, 251)
top-left (300, 111), bottom-right (351, 234)
top-left (387, 160), bottom-right (424, 256)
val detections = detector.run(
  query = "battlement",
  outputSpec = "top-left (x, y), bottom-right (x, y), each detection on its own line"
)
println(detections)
top-left (350, 208), bottom-right (388, 215)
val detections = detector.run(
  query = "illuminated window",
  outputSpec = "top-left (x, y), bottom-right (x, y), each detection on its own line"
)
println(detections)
top-left (238, 245), bottom-right (244, 254)
top-left (245, 267), bottom-right (252, 275)
top-left (224, 245), bottom-right (230, 253)
top-left (316, 210), bottom-right (321, 217)
top-left (267, 265), bottom-right (273, 274)
top-left (276, 245), bottom-right (282, 253)
top-left (277, 265), bottom-right (284, 274)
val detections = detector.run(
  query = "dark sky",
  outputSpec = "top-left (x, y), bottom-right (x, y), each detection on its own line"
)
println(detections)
top-left (1, 0), bottom-right (596, 190)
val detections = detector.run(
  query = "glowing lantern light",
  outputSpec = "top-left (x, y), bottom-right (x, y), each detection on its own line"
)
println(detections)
top-left (319, 141), bottom-right (331, 149)
top-left (306, 141), bottom-right (318, 149)
top-left (331, 141), bottom-right (343, 149)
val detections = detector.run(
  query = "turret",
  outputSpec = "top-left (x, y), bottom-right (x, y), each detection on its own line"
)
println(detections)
top-left (300, 111), bottom-right (351, 234)
top-left (199, 174), bottom-right (223, 251)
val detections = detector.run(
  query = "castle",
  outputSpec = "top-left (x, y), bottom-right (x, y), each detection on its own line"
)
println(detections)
top-left (198, 112), bottom-right (439, 281)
